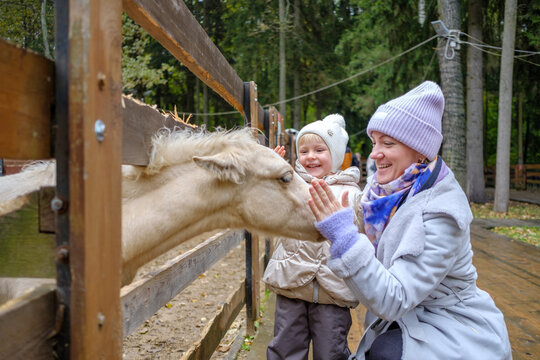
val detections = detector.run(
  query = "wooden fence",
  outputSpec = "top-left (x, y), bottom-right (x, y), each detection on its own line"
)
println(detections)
top-left (0, 0), bottom-right (287, 359)
top-left (484, 164), bottom-right (540, 190)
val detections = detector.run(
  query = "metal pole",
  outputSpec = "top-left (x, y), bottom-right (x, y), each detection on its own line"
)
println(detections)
top-left (242, 82), bottom-right (254, 330)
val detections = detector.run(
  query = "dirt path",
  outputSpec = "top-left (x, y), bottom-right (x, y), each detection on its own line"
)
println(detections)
top-left (123, 233), bottom-right (247, 359)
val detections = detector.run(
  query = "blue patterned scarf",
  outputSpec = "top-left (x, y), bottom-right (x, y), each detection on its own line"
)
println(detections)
top-left (361, 156), bottom-right (448, 252)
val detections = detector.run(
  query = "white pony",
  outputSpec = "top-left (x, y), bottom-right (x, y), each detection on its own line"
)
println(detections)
top-left (0, 127), bottom-right (321, 293)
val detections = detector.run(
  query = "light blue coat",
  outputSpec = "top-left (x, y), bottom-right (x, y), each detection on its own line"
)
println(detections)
top-left (322, 170), bottom-right (512, 359)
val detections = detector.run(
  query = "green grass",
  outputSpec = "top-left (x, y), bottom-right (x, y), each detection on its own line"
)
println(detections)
top-left (492, 226), bottom-right (540, 247)
top-left (470, 201), bottom-right (540, 247)
top-left (470, 201), bottom-right (540, 220)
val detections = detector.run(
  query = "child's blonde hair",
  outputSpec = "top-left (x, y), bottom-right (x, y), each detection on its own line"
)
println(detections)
top-left (297, 133), bottom-right (325, 147)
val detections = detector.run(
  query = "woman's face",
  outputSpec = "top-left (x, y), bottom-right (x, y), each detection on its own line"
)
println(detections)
top-left (369, 131), bottom-right (420, 184)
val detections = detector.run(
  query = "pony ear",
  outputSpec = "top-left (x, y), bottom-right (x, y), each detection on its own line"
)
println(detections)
top-left (193, 153), bottom-right (246, 184)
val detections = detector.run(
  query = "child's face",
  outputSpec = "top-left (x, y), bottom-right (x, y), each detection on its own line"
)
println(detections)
top-left (298, 136), bottom-right (332, 179)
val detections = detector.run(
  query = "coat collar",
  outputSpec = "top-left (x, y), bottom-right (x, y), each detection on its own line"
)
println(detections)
top-left (376, 169), bottom-right (472, 268)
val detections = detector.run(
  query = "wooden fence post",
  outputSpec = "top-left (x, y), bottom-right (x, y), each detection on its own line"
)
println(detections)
top-left (68, 0), bottom-right (123, 358)
top-left (54, 1), bottom-right (71, 356)
top-left (263, 109), bottom-right (272, 271)
top-left (263, 107), bottom-right (281, 273)
top-left (243, 81), bottom-right (261, 335)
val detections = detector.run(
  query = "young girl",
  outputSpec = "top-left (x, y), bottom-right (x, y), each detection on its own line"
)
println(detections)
top-left (263, 114), bottom-right (362, 360)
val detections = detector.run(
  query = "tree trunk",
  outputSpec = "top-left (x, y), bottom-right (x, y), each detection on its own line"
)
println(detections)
top-left (41, 0), bottom-right (51, 59)
top-left (517, 92), bottom-right (523, 189)
top-left (493, 0), bottom-right (517, 212)
top-left (418, 0), bottom-right (426, 25)
top-left (293, 71), bottom-right (301, 129)
top-left (466, 0), bottom-right (486, 203)
top-left (279, 0), bottom-right (286, 120)
top-left (524, 99), bottom-right (531, 164)
top-left (293, 0), bottom-right (301, 130)
top-left (483, 87), bottom-right (488, 173)
top-left (518, 92), bottom-right (523, 166)
top-left (436, 0), bottom-right (467, 189)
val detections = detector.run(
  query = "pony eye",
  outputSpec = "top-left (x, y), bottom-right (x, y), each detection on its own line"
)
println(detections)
top-left (279, 172), bottom-right (293, 183)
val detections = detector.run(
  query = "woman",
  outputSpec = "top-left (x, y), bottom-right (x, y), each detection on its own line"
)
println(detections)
top-left (307, 81), bottom-right (511, 359)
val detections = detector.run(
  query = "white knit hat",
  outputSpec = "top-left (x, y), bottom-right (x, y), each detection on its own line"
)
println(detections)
top-left (296, 113), bottom-right (349, 173)
top-left (367, 81), bottom-right (444, 161)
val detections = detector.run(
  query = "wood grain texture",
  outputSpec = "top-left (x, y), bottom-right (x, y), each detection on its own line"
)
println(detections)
top-left (122, 96), bottom-right (198, 166)
top-left (471, 224), bottom-right (540, 358)
top-left (2, 159), bottom-right (33, 175)
top-left (68, 0), bottom-right (123, 358)
top-left (247, 233), bottom-right (261, 335)
top-left (121, 230), bottom-right (244, 337)
top-left (123, 0), bottom-right (244, 113)
top-left (246, 85), bottom-right (261, 334)
top-left (249, 81), bottom-right (266, 133)
top-left (0, 284), bottom-right (56, 359)
top-left (38, 186), bottom-right (56, 233)
top-left (0, 39), bottom-right (54, 159)
top-left (0, 41), bottom-right (197, 167)
top-left (268, 107), bottom-right (278, 148)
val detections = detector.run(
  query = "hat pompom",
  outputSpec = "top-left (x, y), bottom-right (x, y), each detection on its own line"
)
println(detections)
top-left (323, 113), bottom-right (346, 130)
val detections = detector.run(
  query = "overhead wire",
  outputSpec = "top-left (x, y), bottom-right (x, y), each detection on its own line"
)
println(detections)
top-left (460, 31), bottom-right (540, 55)
top-left (453, 31), bottom-right (540, 67)
top-left (263, 35), bottom-right (439, 108)
top-left (177, 35), bottom-right (439, 116)
top-left (462, 40), bottom-right (540, 67)
top-left (176, 30), bottom-right (539, 116)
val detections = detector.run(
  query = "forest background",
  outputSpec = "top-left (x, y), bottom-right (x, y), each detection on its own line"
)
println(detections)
top-left (1, 0), bottom-right (539, 191)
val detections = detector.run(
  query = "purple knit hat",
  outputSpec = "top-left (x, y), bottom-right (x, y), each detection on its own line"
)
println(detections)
top-left (367, 81), bottom-right (444, 161)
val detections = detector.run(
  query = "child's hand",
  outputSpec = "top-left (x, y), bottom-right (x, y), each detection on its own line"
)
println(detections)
top-left (273, 145), bottom-right (286, 158)
top-left (308, 179), bottom-right (349, 222)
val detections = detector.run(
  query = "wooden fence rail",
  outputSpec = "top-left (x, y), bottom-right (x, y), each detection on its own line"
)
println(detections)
top-left (0, 0), bottom-right (285, 358)
top-left (121, 230), bottom-right (244, 337)
top-left (0, 283), bottom-right (57, 359)
top-left (484, 164), bottom-right (540, 189)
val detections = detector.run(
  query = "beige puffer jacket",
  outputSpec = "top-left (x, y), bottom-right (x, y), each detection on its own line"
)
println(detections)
top-left (262, 166), bottom-right (363, 308)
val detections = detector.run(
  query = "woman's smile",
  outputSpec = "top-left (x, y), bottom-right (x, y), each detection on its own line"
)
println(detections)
top-left (370, 131), bottom-right (419, 184)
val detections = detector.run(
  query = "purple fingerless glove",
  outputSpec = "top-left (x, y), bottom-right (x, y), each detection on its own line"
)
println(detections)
top-left (315, 207), bottom-right (360, 259)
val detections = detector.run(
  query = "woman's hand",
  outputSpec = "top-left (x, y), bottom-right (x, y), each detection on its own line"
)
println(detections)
top-left (274, 145), bottom-right (286, 158)
top-left (308, 179), bottom-right (349, 222)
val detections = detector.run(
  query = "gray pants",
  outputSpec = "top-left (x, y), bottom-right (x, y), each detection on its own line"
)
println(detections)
top-left (267, 295), bottom-right (352, 360)
top-left (365, 323), bottom-right (402, 360)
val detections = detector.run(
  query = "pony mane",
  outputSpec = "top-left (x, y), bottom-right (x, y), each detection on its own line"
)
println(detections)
top-left (141, 126), bottom-right (261, 176)
top-left (0, 161), bottom-right (56, 216)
